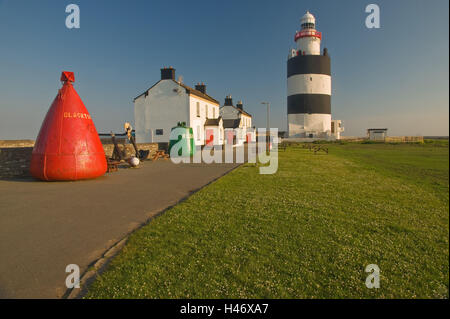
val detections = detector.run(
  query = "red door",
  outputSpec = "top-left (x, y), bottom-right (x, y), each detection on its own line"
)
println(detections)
top-left (206, 129), bottom-right (214, 146)
top-left (226, 131), bottom-right (234, 145)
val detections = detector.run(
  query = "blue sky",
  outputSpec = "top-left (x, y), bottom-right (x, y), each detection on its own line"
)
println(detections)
top-left (0, 0), bottom-right (448, 139)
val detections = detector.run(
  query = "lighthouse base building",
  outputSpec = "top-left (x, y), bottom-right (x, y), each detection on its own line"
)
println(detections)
top-left (287, 11), bottom-right (343, 139)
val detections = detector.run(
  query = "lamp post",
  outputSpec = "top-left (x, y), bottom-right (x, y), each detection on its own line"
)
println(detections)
top-left (261, 102), bottom-right (270, 150)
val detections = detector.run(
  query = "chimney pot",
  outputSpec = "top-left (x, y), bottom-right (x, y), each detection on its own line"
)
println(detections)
top-left (161, 67), bottom-right (175, 80)
top-left (195, 82), bottom-right (207, 94)
top-left (224, 95), bottom-right (233, 106)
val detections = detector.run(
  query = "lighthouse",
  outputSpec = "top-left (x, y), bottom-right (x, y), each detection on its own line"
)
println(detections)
top-left (287, 11), bottom-right (334, 138)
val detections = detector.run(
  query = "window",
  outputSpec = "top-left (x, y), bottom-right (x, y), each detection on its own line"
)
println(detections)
top-left (213, 107), bottom-right (215, 118)
top-left (205, 105), bottom-right (208, 118)
top-left (196, 102), bottom-right (200, 117)
top-left (196, 126), bottom-right (201, 141)
top-left (155, 129), bottom-right (163, 135)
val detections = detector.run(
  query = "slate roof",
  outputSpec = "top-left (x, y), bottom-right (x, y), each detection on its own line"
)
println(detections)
top-left (204, 117), bottom-right (222, 126)
top-left (235, 106), bottom-right (252, 117)
top-left (223, 119), bottom-right (241, 129)
top-left (220, 104), bottom-right (252, 118)
top-left (134, 80), bottom-right (219, 105)
top-left (177, 81), bottom-right (219, 105)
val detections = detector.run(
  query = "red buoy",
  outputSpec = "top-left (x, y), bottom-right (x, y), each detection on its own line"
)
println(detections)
top-left (30, 71), bottom-right (107, 181)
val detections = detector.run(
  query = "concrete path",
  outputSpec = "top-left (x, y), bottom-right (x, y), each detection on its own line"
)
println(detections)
top-left (0, 159), bottom-right (240, 298)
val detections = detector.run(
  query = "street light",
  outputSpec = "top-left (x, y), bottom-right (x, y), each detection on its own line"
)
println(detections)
top-left (261, 102), bottom-right (270, 149)
top-left (261, 102), bottom-right (270, 133)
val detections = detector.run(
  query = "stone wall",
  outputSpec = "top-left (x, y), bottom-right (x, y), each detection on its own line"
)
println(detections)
top-left (102, 143), bottom-right (158, 159)
top-left (0, 147), bottom-right (33, 179)
top-left (0, 140), bottom-right (158, 179)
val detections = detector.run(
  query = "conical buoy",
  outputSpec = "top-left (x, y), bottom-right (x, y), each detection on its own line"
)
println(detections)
top-left (30, 71), bottom-right (107, 181)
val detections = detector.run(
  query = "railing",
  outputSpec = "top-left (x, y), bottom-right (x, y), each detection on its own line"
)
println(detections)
top-left (294, 30), bottom-right (322, 41)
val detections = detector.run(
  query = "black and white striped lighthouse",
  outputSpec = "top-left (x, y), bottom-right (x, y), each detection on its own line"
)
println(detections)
top-left (287, 11), bottom-right (331, 138)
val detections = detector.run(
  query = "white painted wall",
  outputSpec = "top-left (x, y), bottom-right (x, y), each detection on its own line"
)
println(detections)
top-left (134, 80), bottom-right (189, 143)
top-left (241, 114), bottom-right (252, 130)
top-left (134, 80), bottom-right (221, 146)
top-left (331, 119), bottom-right (344, 139)
top-left (220, 105), bottom-right (252, 145)
top-left (189, 95), bottom-right (220, 146)
top-left (288, 113), bottom-right (331, 137)
top-left (287, 74), bottom-right (331, 95)
top-left (296, 36), bottom-right (321, 55)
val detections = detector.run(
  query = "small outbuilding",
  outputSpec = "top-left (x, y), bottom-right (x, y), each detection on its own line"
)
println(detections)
top-left (367, 128), bottom-right (388, 141)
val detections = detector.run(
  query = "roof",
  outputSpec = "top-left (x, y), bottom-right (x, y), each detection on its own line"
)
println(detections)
top-left (134, 79), bottom-right (220, 105)
top-left (301, 11), bottom-right (315, 24)
top-left (204, 117), bottom-right (222, 126)
top-left (223, 119), bottom-right (241, 129)
top-left (221, 104), bottom-right (252, 118)
top-left (237, 106), bottom-right (252, 117)
top-left (177, 81), bottom-right (219, 105)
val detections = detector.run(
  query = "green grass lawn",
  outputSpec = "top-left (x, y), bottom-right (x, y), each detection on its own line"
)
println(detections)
top-left (85, 141), bottom-right (449, 298)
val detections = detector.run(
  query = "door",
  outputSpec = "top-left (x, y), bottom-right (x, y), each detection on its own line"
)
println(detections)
top-left (206, 128), bottom-right (214, 146)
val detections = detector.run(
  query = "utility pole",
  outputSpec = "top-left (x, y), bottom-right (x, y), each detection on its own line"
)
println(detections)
top-left (261, 102), bottom-right (270, 150)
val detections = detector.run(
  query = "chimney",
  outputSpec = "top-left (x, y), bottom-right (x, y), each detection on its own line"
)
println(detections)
top-left (224, 95), bottom-right (233, 106)
top-left (236, 100), bottom-right (243, 110)
top-left (195, 82), bottom-right (206, 94)
top-left (323, 48), bottom-right (328, 56)
top-left (161, 66), bottom-right (175, 80)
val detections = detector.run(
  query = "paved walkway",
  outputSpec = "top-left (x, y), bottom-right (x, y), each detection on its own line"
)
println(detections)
top-left (0, 159), bottom-right (240, 298)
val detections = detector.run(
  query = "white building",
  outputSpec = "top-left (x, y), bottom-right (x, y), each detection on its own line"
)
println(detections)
top-left (134, 67), bottom-right (222, 146)
top-left (220, 96), bottom-right (253, 145)
top-left (331, 119), bottom-right (344, 140)
top-left (287, 11), bottom-right (343, 139)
